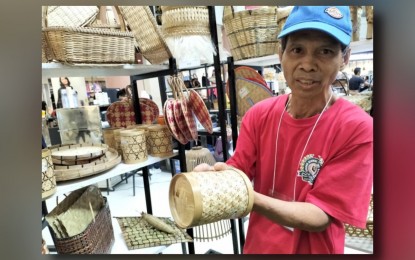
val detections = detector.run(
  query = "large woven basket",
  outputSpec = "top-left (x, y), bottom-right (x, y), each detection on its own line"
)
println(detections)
top-left (42, 6), bottom-right (99, 63)
top-left (161, 6), bottom-right (210, 37)
top-left (169, 168), bottom-right (254, 228)
top-left (119, 6), bottom-right (172, 64)
top-left (42, 6), bottom-right (136, 64)
top-left (46, 189), bottom-right (114, 254)
top-left (223, 6), bottom-right (279, 61)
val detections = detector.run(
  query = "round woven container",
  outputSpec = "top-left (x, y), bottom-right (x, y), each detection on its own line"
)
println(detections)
top-left (120, 129), bottom-right (147, 164)
top-left (102, 127), bottom-right (123, 151)
top-left (161, 6), bottom-right (210, 37)
top-left (112, 128), bottom-right (124, 159)
top-left (42, 149), bottom-right (56, 199)
top-left (169, 168), bottom-right (254, 229)
top-left (147, 125), bottom-right (173, 157)
top-left (127, 124), bottom-right (152, 153)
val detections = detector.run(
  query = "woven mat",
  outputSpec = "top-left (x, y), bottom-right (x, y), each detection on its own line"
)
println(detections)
top-left (115, 216), bottom-right (193, 250)
top-left (345, 235), bottom-right (373, 253)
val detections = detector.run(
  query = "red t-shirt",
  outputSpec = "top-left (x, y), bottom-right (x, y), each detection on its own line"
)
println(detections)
top-left (227, 94), bottom-right (373, 254)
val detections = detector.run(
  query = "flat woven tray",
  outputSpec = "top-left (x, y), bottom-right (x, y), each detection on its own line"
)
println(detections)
top-left (50, 143), bottom-right (109, 160)
top-left (115, 216), bottom-right (192, 250)
top-left (53, 148), bottom-right (121, 182)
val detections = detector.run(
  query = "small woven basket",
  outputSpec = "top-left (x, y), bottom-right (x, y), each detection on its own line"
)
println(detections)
top-left (119, 6), bottom-right (172, 64)
top-left (161, 6), bottom-right (210, 37)
top-left (42, 6), bottom-right (136, 64)
top-left (223, 6), bottom-right (279, 61)
top-left (147, 125), bottom-right (173, 157)
top-left (42, 149), bottom-right (56, 200)
top-left (127, 124), bottom-right (151, 153)
top-left (120, 129), bottom-right (148, 164)
top-left (102, 127), bottom-right (123, 151)
top-left (169, 168), bottom-right (254, 228)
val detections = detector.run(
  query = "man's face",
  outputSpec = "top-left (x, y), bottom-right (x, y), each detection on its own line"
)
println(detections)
top-left (279, 30), bottom-right (350, 97)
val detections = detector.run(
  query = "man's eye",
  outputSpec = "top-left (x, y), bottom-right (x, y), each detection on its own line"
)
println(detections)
top-left (291, 47), bottom-right (302, 54)
top-left (321, 49), bottom-right (334, 55)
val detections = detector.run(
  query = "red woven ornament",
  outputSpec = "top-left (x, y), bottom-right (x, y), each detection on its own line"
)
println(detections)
top-left (188, 89), bottom-right (213, 133)
top-left (164, 99), bottom-right (188, 145)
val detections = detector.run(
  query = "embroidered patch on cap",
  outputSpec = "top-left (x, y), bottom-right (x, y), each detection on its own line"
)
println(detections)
top-left (325, 7), bottom-right (343, 19)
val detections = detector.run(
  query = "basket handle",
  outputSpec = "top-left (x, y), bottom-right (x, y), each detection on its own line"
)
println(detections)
top-left (90, 6), bottom-right (126, 31)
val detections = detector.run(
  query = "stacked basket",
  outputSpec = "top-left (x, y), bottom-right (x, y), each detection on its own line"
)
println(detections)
top-left (223, 6), bottom-right (279, 61)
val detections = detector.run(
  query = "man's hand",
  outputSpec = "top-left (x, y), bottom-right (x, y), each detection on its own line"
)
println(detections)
top-left (193, 162), bottom-right (230, 172)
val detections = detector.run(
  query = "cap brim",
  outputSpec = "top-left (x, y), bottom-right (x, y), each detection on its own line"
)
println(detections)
top-left (277, 21), bottom-right (351, 46)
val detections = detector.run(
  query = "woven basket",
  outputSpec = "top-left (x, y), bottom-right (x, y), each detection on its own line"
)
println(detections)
top-left (147, 125), bottom-right (173, 157)
top-left (126, 124), bottom-right (151, 154)
top-left (119, 6), bottom-right (172, 64)
top-left (46, 190), bottom-right (114, 254)
top-left (42, 6), bottom-right (135, 64)
top-left (42, 149), bottom-right (56, 200)
top-left (169, 168), bottom-right (254, 228)
top-left (161, 6), bottom-right (210, 37)
top-left (344, 194), bottom-right (374, 238)
top-left (44, 6), bottom-right (99, 27)
top-left (223, 6), bottom-right (279, 60)
top-left (120, 129), bottom-right (148, 164)
top-left (102, 127), bottom-right (123, 151)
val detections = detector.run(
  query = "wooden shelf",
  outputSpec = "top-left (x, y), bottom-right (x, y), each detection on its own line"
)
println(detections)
top-left (42, 63), bottom-right (170, 78)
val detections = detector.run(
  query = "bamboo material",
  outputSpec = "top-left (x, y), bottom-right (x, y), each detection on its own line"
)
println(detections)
top-left (42, 149), bottom-right (56, 199)
top-left (169, 168), bottom-right (254, 228)
top-left (147, 125), bottom-right (173, 157)
top-left (119, 129), bottom-right (147, 164)
top-left (365, 6), bottom-right (373, 39)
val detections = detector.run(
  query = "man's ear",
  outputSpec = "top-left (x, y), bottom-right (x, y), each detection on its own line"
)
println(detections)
top-left (340, 48), bottom-right (351, 70)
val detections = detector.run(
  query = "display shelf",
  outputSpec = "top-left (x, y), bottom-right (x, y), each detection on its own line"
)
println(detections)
top-left (42, 63), bottom-right (170, 78)
top-left (44, 151), bottom-right (178, 200)
top-left (234, 39), bottom-right (374, 67)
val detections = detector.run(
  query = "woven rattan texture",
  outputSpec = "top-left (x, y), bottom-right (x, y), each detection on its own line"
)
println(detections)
top-left (42, 149), bottom-right (56, 199)
top-left (43, 27), bottom-right (135, 64)
top-left (223, 6), bottom-right (279, 60)
top-left (120, 130), bottom-right (148, 164)
top-left (52, 197), bottom-right (114, 254)
top-left (119, 6), bottom-right (172, 64)
top-left (115, 216), bottom-right (192, 250)
top-left (235, 77), bottom-right (273, 116)
top-left (161, 6), bottom-right (210, 37)
top-left (45, 6), bottom-right (99, 27)
top-left (147, 126), bottom-right (173, 156)
top-left (190, 169), bottom-right (250, 225)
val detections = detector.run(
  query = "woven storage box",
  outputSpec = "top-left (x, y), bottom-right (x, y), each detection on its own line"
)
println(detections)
top-left (120, 129), bottom-right (148, 164)
top-left (161, 6), bottom-right (210, 37)
top-left (223, 6), bottom-right (279, 61)
top-left (169, 168), bottom-right (254, 228)
top-left (147, 125), bottom-right (173, 157)
top-left (42, 149), bottom-right (56, 199)
top-left (126, 124), bottom-right (151, 154)
top-left (46, 187), bottom-right (114, 254)
top-left (42, 6), bottom-right (135, 64)
top-left (119, 6), bottom-right (172, 64)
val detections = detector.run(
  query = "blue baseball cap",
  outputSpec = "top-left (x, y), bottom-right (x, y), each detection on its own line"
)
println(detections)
top-left (277, 6), bottom-right (352, 46)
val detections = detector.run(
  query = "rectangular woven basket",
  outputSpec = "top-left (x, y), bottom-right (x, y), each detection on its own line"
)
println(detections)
top-left (223, 6), bottom-right (279, 61)
top-left (42, 6), bottom-right (136, 64)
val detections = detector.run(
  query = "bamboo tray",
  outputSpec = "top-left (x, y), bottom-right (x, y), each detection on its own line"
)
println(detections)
top-left (53, 148), bottom-right (121, 181)
top-left (50, 143), bottom-right (109, 161)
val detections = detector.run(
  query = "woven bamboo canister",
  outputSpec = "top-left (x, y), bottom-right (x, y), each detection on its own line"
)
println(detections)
top-left (126, 124), bottom-right (152, 153)
top-left (120, 129), bottom-right (147, 164)
top-left (169, 168), bottom-right (254, 229)
top-left (102, 127), bottom-right (123, 151)
top-left (112, 128), bottom-right (124, 159)
top-left (42, 149), bottom-right (56, 199)
top-left (147, 125), bottom-right (173, 157)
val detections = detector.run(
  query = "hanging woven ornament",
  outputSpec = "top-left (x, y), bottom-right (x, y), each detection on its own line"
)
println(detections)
top-left (161, 6), bottom-right (217, 67)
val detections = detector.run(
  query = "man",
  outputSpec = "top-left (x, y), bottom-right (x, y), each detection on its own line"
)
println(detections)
top-left (195, 6), bottom-right (373, 254)
top-left (349, 67), bottom-right (369, 93)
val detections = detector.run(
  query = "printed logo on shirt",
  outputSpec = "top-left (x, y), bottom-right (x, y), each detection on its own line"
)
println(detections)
top-left (297, 154), bottom-right (324, 185)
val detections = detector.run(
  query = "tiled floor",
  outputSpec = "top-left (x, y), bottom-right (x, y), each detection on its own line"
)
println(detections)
top-left (43, 165), bottom-right (372, 254)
